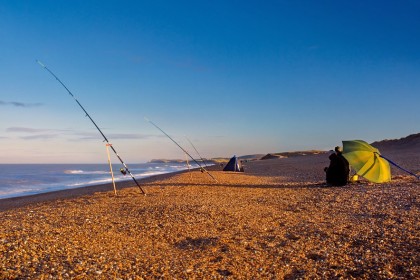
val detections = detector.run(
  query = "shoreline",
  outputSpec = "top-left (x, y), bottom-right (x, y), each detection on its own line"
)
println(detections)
top-left (0, 167), bottom-right (207, 212)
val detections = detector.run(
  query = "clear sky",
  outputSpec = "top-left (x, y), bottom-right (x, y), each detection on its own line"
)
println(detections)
top-left (1, 0), bottom-right (419, 163)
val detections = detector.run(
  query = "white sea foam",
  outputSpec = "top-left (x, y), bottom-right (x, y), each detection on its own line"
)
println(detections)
top-left (65, 169), bottom-right (84, 174)
top-left (65, 170), bottom-right (110, 175)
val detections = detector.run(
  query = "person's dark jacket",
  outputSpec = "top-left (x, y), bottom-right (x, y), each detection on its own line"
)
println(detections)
top-left (326, 152), bottom-right (349, 186)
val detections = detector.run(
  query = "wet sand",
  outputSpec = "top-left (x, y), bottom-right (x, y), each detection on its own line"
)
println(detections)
top-left (1, 152), bottom-right (419, 279)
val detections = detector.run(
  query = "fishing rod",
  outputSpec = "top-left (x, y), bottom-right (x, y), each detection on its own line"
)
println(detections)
top-left (379, 154), bottom-right (420, 180)
top-left (36, 60), bottom-right (146, 195)
top-left (145, 117), bottom-right (219, 183)
top-left (185, 136), bottom-right (209, 169)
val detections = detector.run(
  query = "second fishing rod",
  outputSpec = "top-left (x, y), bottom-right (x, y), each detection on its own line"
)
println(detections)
top-left (145, 118), bottom-right (219, 183)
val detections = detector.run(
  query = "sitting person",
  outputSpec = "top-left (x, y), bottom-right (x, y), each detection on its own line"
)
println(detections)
top-left (324, 146), bottom-right (350, 186)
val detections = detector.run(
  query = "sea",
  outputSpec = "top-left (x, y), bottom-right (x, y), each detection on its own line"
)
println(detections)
top-left (0, 162), bottom-right (202, 199)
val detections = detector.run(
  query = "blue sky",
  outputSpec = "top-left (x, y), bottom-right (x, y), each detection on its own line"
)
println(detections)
top-left (1, 0), bottom-right (419, 163)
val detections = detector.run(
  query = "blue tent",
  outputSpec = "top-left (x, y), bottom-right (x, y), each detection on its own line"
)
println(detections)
top-left (223, 155), bottom-right (244, 172)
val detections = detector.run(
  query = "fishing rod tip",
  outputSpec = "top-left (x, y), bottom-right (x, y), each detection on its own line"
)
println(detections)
top-left (36, 60), bottom-right (46, 68)
top-left (144, 117), bottom-right (150, 122)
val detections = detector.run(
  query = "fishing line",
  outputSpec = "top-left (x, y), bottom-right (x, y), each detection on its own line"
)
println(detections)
top-left (185, 136), bottom-right (209, 169)
top-left (379, 154), bottom-right (420, 180)
top-left (37, 60), bottom-right (146, 195)
top-left (145, 117), bottom-right (219, 183)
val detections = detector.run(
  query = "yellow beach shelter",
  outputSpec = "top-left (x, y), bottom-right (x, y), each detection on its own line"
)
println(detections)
top-left (342, 140), bottom-right (391, 183)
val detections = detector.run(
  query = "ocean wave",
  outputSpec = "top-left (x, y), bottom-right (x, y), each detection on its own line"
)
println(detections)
top-left (69, 178), bottom-right (114, 187)
top-left (0, 186), bottom-right (49, 199)
top-left (169, 165), bottom-right (187, 169)
top-left (136, 171), bottom-right (166, 177)
top-left (64, 170), bottom-right (110, 175)
top-left (65, 170), bottom-right (84, 174)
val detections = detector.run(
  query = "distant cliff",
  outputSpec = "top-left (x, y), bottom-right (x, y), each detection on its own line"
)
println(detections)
top-left (149, 159), bottom-right (185, 164)
top-left (371, 133), bottom-right (420, 151)
top-left (148, 133), bottom-right (420, 164)
top-left (149, 159), bottom-right (216, 164)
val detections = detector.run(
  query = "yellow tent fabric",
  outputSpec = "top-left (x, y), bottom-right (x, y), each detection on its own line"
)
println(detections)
top-left (342, 140), bottom-right (391, 183)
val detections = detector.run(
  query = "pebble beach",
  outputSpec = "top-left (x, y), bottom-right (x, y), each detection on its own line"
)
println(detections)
top-left (1, 152), bottom-right (419, 279)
